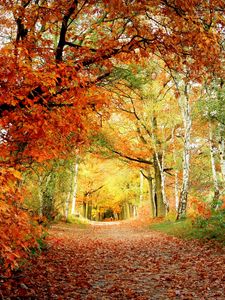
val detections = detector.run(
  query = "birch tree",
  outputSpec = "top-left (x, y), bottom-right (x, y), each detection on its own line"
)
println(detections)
top-left (177, 83), bottom-right (192, 219)
top-left (171, 127), bottom-right (180, 211)
top-left (208, 122), bottom-right (220, 203)
top-left (218, 126), bottom-right (225, 183)
top-left (71, 157), bottom-right (79, 215)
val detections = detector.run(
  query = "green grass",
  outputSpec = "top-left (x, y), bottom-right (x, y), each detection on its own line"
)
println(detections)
top-left (65, 215), bottom-right (90, 228)
top-left (149, 219), bottom-right (193, 238)
top-left (149, 211), bottom-right (225, 245)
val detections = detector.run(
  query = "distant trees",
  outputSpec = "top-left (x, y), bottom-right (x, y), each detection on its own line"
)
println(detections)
top-left (96, 62), bottom-right (180, 217)
top-left (76, 155), bottom-right (140, 221)
top-left (94, 60), bottom-right (225, 219)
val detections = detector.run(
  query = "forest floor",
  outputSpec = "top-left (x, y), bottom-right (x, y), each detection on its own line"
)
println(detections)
top-left (1, 221), bottom-right (225, 300)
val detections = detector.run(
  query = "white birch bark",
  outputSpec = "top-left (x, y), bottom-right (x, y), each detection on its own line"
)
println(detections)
top-left (218, 125), bottom-right (225, 183)
top-left (171, 128), bottom-right (179, 210)
top-left (65, 165), bottom-right (74, 220)
top-left (177, 84), bottom-right (192, 219)
top-left (209, 122), bottom-right (220, 200)
top-left (147, 169), bottom-right (156, 217)
top-left (151, 172), bottom-right (156, 216)
top-left (174, 169), bottom-right (179, 211)
top-left (157, 149), bottom-right (168, 212)
top-left (71, 157), bottom-right (79, 215)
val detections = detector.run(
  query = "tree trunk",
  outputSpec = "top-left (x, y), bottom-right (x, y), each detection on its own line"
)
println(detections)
top-left (129, 203), bottom-right (133, 217)
top-left (147, 173), bottom-right (155, 217)
top-left (65, 165), bottom-right (72, 220)
top-left (38, 175), bottom-right (43, 217)
top-left (140, 169), bottom-right (144, 204)
top-left (159, 149), bottom-right (168, 213)
top-left (65, 191), bottom-right (71, 220)
top-left (71, 157), bottom-right (79, 215)
top-left (174, 169), bottom-right (179, 211)
top-left (153, 154), bottom-right (166, 217)
top-left (151, 115), bottom-right (167, 217)
top-left (153, 153), bottom-right (166, 217)
top-left (209, 122), bottom-right (220, 203)
top-left (38, 173), bottom-right (52, 217)
top-left (125, 203), bottom-right (130, 219)
top-left (218, 125), bottom-right (225, 183)
top-left (171, 128), bottom-right (179, 210)
top-left (95, 206), bottom-right (99, 221)
top-left (120, 207), bottom-right (124, 220)
top-left (132, 205), bottom-right (137, 218)
top-left (83, 201), bottom-right (87, 218)
top-left (140, 169), bottom-right (156, 217)
top-left (87, 201), bottom-right (92, 220)
top-left (177, 85), bottom-right (192, 220)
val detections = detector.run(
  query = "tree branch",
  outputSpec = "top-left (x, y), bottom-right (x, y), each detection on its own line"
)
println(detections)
top-left (112, 149), bottom-right (153, 165)
top-left (84, 185), bottom-right (104, 197)
top-left (56, 0), bottom-right (78, 61)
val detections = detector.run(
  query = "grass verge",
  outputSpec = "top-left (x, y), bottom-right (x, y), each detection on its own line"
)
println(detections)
top-left (149, 210), bottom-right (225, 245)
top-left (65, 215), bottom-right (90, 228)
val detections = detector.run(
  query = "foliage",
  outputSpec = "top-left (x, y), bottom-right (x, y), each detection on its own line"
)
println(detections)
top-left (0, 168), bottom-right (44, 275)
top-left (192, 209), bottom-right (225, 243)
top-left (0, 202), bottom-right (43, 276)
top-left (76, 154), bottom-right (140, 219)
top-left (149, 219), bottom-right (194, 238)
top-left (65, 215), bottom-right (89, 228)
top-left (150, 210), bottom-right (225, 244)
top-left (0, 0), bottom-right (225, 275)
top-left (197, 80), bottom-right (225, 125)
top-left (22, 160), bottom-right (71, 220)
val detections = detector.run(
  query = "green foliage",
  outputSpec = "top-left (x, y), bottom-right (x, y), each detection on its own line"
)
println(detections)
top-left (31, 230), bottom-right (49, 255)
top-left (197, 80), bottom-right (225, 125)
top-left (66, 215), bottom-right (89, 227)
top-left (192, 209), bottom-right (225, 243)
top-left (109, 66), bottom-right (146, 89)
top-left (149, 219), bottom-right (193, 238)
top-left (89, 132), bottom-right (115, 158)
top-left (164, 210), bottom-right (178, 222)
top-left (23, 159), bottom-right (77, 222)
top-left (150, 209), bottom-right (225, 244)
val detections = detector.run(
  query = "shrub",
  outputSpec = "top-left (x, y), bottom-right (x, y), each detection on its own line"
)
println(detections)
top-left (192, 209), bottom-right (225, 242)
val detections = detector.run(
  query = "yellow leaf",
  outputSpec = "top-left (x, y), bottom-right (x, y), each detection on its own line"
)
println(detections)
top-left (9, 168), bottom-right (22, 180)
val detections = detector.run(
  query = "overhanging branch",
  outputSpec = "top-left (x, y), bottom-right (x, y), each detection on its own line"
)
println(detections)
top-left (112, 149), bottom-right (152, 165)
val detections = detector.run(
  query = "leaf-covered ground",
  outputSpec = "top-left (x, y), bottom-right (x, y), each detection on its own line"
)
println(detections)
top-left (1, 221), bottom-right (225, 299)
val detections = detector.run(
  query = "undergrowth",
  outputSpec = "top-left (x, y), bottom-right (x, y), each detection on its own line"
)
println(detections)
top-left (65, 215), bottom-right (90, 228)
top-left (149, 209), bottom-right (225, 245)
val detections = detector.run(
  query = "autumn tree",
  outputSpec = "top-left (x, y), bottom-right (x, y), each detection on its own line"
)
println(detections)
top-left (95, 61), bottom-right (183, 217)
top-left (0, 0), bottom-right (224, 165)
top-left (0, 0), bottom-right (224, 270)
top-left (196, 79), bottom-right (225, 206)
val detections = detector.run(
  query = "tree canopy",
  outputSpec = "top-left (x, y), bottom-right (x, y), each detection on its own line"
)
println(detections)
top-left (0, 0), bottom-right (225, 274)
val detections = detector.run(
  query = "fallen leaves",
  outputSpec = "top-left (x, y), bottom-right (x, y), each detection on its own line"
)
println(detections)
top-left (1, 222), bottom-right (225, 299)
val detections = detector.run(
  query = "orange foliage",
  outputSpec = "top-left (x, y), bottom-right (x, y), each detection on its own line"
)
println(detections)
top-left (189, 198), bottom-right (211, 219)
top-left (0, 169), bottom-right (42, 276)
top-left (220, 196), bottom-right (225, 209)
top-left (0, 0), bottom-right (224, 273)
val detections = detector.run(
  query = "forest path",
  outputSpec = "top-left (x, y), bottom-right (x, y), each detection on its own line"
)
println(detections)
top-left (2, 221), bottom-right (225, 299)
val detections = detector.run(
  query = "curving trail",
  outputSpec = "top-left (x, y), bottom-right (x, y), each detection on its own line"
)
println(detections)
top-left (1, 222), bottom-right (225, 299)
